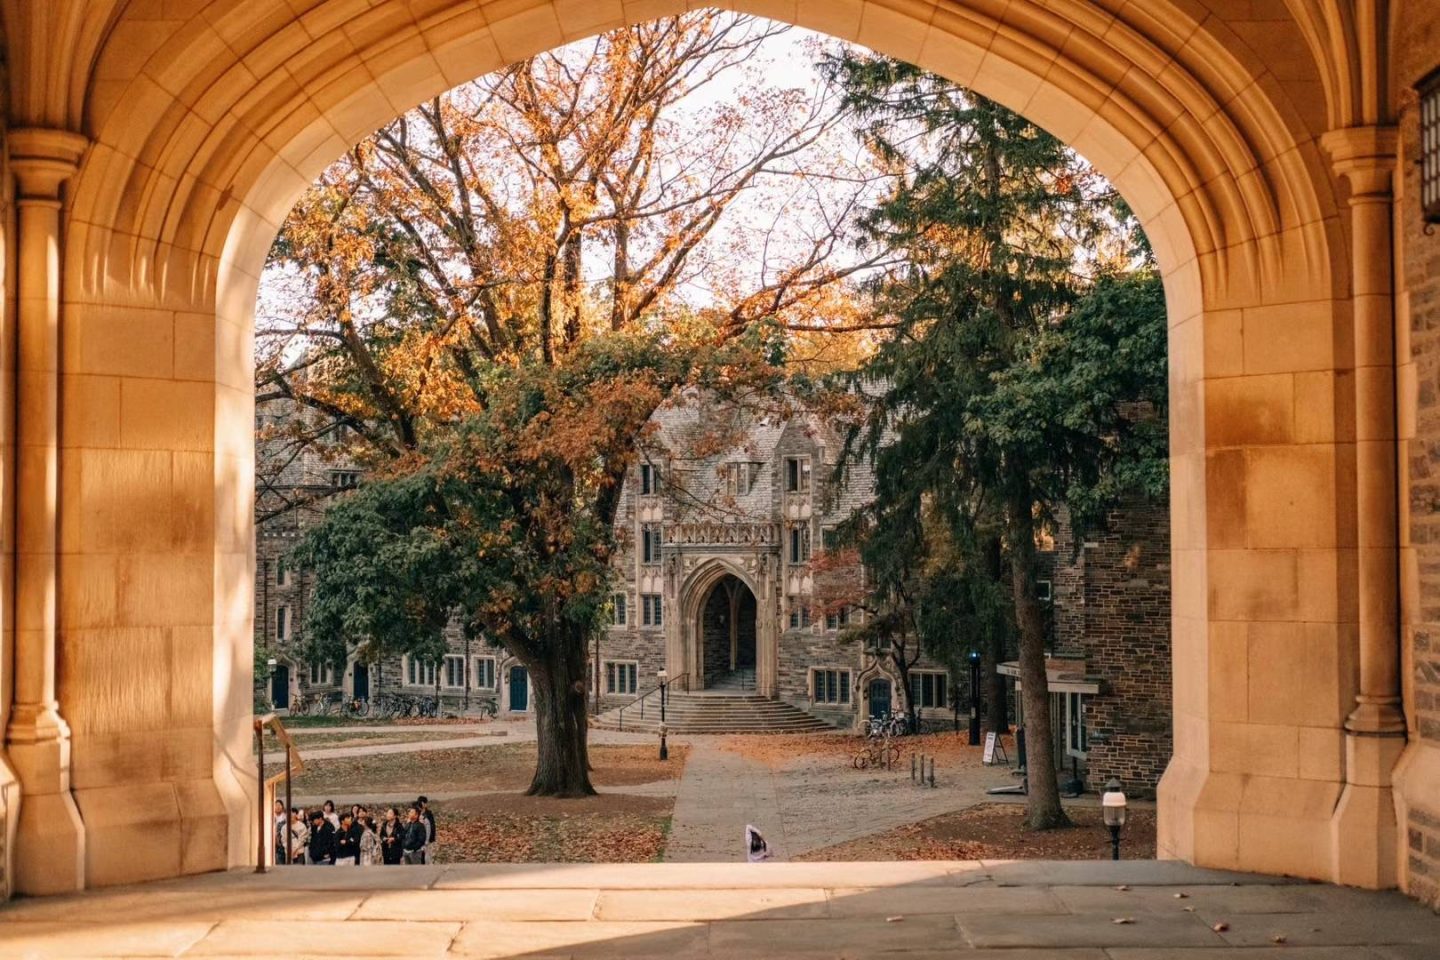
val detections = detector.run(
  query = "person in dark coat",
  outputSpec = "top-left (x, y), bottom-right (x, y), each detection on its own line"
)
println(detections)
top-left (333, 811), bottom-right (363, 865)
top-left (401, 804), bottom-right (428, 865)
top-left (417, 795), bottom-right (437, 863)
top-left (307, 810), bottom-right (336, 865)
top-left (380, 806), bottom-right (404, 865)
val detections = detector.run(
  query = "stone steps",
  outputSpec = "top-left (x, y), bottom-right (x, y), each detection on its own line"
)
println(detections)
top-left (592, 690), bottom-right (835, 734)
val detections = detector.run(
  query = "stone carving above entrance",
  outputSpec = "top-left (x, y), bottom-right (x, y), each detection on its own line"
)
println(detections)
top-left (668, 522), bottom-right (778, 545)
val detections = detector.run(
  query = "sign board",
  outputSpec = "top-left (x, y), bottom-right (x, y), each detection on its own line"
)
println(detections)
top-left (982, 731), bottom-right (998, 764)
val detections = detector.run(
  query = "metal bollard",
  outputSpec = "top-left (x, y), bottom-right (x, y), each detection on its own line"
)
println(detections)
top-left (911, 753), bottom-right (917, 782)
top-left (927, 756), bottom-right (936, 788)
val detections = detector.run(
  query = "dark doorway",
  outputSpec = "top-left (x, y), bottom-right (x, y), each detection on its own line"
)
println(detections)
top-left (509, 666), bottom-right (529, 711)
top-left (271, 664), bottom-right (290, 709)
top-left (700, 575), bottom-right (757, 688)
top-left (353, 663), bottom-right (369, 701)
top-left (868, 678), bottom-right (892, 720)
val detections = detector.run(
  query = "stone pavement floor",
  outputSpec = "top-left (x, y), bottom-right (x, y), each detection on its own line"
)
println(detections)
top-left (1, 860), bottom-right (1436, 958)
top-left (663, 737), bottom-right (1019, 861)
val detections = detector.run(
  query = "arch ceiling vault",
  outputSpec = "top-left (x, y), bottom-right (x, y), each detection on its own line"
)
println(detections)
top-left (0, 0), bottom-right (1432, 905)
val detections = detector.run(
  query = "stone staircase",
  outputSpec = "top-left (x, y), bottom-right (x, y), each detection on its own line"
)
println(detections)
top-left (591, 671), bottom-right (834, 734)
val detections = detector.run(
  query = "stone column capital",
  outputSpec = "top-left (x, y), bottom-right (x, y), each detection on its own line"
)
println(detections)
top-left (1321, 125), bottom-right (1400, 199)
top-left (8, 126), bottom-right (88, 200)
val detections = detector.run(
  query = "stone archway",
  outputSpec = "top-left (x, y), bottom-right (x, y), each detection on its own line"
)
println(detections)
top-left (697, 575), bottom-right (758, 688)
top-left (0, 0), bottom-right (1421, 897)
top-left (675, 559), bottom-right (775, 695)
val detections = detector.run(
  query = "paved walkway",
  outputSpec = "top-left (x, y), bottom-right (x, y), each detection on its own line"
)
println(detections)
top-left (661, 738), bottom-right (1019, 861)
top-left (664, 741), bottom-right (787, 861)
top-left (3, 860), bottom-right (1436, 957)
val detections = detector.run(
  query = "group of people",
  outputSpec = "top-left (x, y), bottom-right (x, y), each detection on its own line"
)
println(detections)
top-left (273, 796), bottom-right (437, 866)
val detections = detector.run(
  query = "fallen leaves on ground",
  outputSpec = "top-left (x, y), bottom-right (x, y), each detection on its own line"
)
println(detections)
top-left (293, 743), bottom-right (686, 796)
top-left (794, 802), bottom-right (1158, 862)
top-left (434, 793), bottom-right (672, 863)
top-left (719, 732), bottom-right (1013, 773)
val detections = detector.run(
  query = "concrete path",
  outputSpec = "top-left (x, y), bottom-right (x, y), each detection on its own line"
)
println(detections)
top-left (265, 721), bottom-right (655, 765)
top-left (664, 741), bottom-right (788, 862)
top-left (4, 860), bottom-right (1437, 958)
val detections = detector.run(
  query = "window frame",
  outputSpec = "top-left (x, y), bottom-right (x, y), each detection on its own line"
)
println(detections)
top-left (909, 670), bottom-right (949, 710)
top-left (824, 606), bottom-right (850, 631)
top-left (811, 668), bottom-right (851, 705)
top-left (1421, 67), bottom-right (1440, 224)
top-left (789, 524), bottom-right (811, 564)
top-left (1036, 579), bottom-right (1053, 602)
top-left (308, 661), bottom-right (335, 686)
top-left (783, 456), bottom-right (811, 493)
top-left (641, 524), bottom-right (662, 565)
top-left (404, 655), bottom-right (438, 688)
top-left (604, 660), bottom-right (640, 696)
top-left (640, 463), bottom-right (660, 496)
top-left (611, 592), bottom-right (627, 627)
top-left (788, 605), bottom-right (812, 630)
top-left (442, 654), bottom-right (466, 690)
top-left (275, 605), bottom-right (291, 642)
top-left (641, 593), bottom-right (663, 628)
top-left (472, 656), bottom-right (497, 691)
top-left (276, 558), bottom-right (290, 588)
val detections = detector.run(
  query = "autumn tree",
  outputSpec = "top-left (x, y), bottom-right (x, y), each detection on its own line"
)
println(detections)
top-left (270, 14), bottom-right (878, 796)
top-left (828, 52), bottom-right (1165, 829)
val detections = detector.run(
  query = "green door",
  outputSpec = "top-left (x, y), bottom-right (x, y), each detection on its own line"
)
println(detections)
top-left (509, 666), bottom-right (529, 712)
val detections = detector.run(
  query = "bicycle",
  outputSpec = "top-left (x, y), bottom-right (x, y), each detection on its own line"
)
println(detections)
top-left (344, 696), bottom-right (370, 719)
top-left (852, 733), bottom-right (900, 770)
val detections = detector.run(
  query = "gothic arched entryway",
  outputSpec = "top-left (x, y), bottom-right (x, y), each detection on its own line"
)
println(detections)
top-left (699, 575), bottom-right (757, 688)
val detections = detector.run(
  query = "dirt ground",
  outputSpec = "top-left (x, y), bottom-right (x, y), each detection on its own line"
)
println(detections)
top-left (292, 743), bottom-right (687, 796)
top-left (257, 729), bottom-right (504, 754)
top-left (433, 793), bottom-right (673, 863)
top-left (721, 731), bottom-right (1012, 772)
top-left (795, 801), bottom-right (1158, 862)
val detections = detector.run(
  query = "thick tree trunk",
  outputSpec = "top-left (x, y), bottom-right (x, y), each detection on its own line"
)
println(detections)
top-left (982, 535), bottom-right (1009, 735)
top-left (1008, 491), bottom-right (1069, 830)
top-left (524, 637), bottom-right (596, 798)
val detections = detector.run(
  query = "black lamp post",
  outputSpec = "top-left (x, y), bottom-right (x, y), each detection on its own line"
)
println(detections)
top-left (266, 657), bottom-right (277, 708)
top-left (658, 669), bottom-right (669, 761)
top-left (1102, 778), bottom-right (1128, 861)
top-left (967, 650), bottom-right (982, 746)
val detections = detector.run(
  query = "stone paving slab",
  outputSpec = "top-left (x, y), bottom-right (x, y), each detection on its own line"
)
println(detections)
top-left (826, 884), bottom-right (1066, 916)
top-left (0, 920), bottom-right (216, 958)
top-left (594, 887), bottom-right (830, 920)
top-left (707, 914), bottom-right (966, 956)
top-left (184, 920), bottom-right (461, 956)
top-left (353, 888), bottom-right (599, 921)
top-left (448, 919), bottom-right (708, 958)
top-left (433, 860), bottom-right (985, 889)
top-left (957, 911), bottom-right (1227, 948)
top-left (3, 861), bottom-right (1437, 959)
top-left (981, 860), bottom-right (1305, 887)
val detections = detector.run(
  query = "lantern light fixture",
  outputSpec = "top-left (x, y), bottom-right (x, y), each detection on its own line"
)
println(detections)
top-left (1102, 778), bottom-right (1128, 861)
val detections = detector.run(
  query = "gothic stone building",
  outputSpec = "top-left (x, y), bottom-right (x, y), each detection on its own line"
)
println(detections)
top-left (256, 390), bottom-right (1173, 793)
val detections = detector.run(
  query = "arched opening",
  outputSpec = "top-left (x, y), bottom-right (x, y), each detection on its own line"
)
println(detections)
top-left (26, 0), bottom-right (1383, 893)
top-left (699, 575), bottom-right (758, 689)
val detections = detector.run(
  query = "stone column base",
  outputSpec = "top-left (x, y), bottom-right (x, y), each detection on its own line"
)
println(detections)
top-left (10, 786), bottom-right (84, 895)
top-left (1159, 756), bottom-right (1344, 882)
top-left (1330, 732), bottom-right (1404, 889)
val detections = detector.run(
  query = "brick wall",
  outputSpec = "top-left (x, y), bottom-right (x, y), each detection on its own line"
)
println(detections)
top-left (1051, 500), bottom-right (1172, 796)
top-left (1397, 0), bottom-right (1440, 909)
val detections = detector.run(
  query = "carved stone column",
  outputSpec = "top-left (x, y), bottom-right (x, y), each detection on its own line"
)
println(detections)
top-left (4, 127), bottom-right (88, 895)
top-left (1321, 125), bottom-right (1405, 888)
